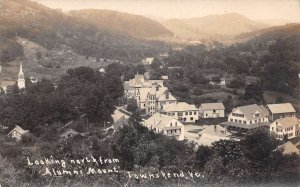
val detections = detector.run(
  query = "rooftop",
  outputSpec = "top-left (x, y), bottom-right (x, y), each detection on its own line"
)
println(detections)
top-left (9, 125), bottom-right (29, 135)
top-left (221, 121), bottom-right (269, 129)
top-left (273, 116), bottom-right (299, 128)
top-left (164, 102), bottom-right (198, 112)
top-left (144, 113), bottom-right (182, 129)
top-left (267, 103), bottom-right (296, 114)
top-left (200, 103), bottom-right (225, 110)
top-left (232, 104), bottom-right (269, 120)
top-left (278, 141), bottom-right (300, 155)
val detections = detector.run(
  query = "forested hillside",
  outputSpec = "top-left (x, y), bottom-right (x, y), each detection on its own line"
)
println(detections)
top-left (0, 0), bottom-right (170, 63)
top-left (69, 9), bottom-right (173, 38)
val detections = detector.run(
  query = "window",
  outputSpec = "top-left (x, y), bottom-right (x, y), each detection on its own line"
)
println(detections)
top-left (185, 112), bottom-right (188, 115)
top-left (175, 122), bottom-right (177, 126)
top-left (272, 127), bottom-right (274, 131)
top-left (170, 123), bottom-right (172, 126)
top-left (243, 121), bottom-right (246, 124)
top-left (239, 120), bottom-right (242, 123)
top-left (190, 117), bottom-right (193, 121)
top-left (189, 112), bottom-right (192, 115)
top-left (194, 111), bottom-right (197, 115)
top-left (213, 110), bottom-right (216, 113)
top-left (255, 113), bottom-right (259, 117)
top-left (178, 112), bottom-right (183, 116)
top-left (232, 113), bottom-right (244, 117)
top-left (230, 118), bottom-right (233, 122)
top-left (234, 119), bottom-right (237, 123)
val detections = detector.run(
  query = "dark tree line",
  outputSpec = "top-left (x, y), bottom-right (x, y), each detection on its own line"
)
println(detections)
top-left (0, 64), bottom-right (123, 135)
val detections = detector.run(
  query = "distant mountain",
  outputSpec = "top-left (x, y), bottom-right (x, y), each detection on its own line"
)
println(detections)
top-left (163, 13), bottom-right (267, 41)
top-left (258, 19), bottom-right (293, 27)
top-left (69, 9), bottom-right (173, 39)
top-left (0, 0), bottom-right (170, 63)
top-left (235, 23), bottom-right (300, 42)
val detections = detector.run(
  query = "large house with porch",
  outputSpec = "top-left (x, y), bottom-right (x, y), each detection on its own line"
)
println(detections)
top-left (269, 117), bottom-right (300, 140)
top-left (163, 102), bottom-right (199, 123)
top-left (266, 103), bottom-right (296, 121)
top-left (143, 113), bottom-right (184, 140)
top-left (222, 104), bottom-right (269, 131)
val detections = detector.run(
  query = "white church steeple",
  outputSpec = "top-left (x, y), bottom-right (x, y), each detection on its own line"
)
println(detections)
top-left (17, 62), bottom-right (25, 89)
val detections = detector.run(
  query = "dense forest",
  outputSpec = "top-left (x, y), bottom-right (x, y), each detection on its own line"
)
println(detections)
top-left (0, 0), bottom-right (170, 64)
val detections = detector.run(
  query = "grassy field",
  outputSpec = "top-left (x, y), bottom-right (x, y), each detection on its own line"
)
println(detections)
top-left (1, 37), bottom-right (117, 84)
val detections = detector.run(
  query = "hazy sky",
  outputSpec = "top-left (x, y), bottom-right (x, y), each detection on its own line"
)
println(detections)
top-left (34, 0), bottom-right (300, 22)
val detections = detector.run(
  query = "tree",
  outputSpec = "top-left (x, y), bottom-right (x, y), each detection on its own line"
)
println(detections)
top-left (195, 145), bottom-right (212, 169)
top-left (275, 96), bottom-right (285, 104)
top-left (241, 129), bottom-right (280, 167)
top-left (0, 154), bottom-right (18, 186)
top-left (36, 51), bottom-right (42, 60)
top-left (244, 84), bottom-right (264, 103)
top-left (112, 125), bottom-right (138, 171)
top-left (127, 98), bottom-right (138, 113)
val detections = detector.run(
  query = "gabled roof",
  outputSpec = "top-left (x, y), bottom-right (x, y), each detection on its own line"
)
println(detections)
top-left (138, 88), bottom-right (152, 102)
top-left (144, 113), bottom-right (183, 129)
top-left (200, 103), bottom-right (225, 110)
top-left (267, 103), bottom-right (296, 114)
top-left (113, 116), bottom-right (128, 130)
top-left (232, 104), bottom-right (269, 120)
top-left (274, 117), bottom-right (299, 128)
top-left (157, 91), bottom-right (177, 101)
top-left (8, 125), bottom-right (29, 135)
top-left (278, 141), bottom-right (300, 155)
top-left (164, 102), bottom-right (198, 112)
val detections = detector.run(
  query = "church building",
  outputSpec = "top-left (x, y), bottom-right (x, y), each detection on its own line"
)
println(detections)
top-left (17, 63), bottom-right (25, 89)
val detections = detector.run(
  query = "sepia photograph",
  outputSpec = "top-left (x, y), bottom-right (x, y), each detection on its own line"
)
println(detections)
top-left (0, 0), bottom-right (299, 186)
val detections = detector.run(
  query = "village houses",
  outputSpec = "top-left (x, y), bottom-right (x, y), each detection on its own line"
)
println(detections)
top-left (199, 103), bottom-right (225, 118)
top-left (143, 113), bottom-right (184, 141)
top-left (266, 103), bottom-right (296, 121)
top-left (222, 104), bottom-right (269, 131)
top-left (269, 117), bottom-right (300, 140)
top-left (124, 72), bottom-right (177, 116)
top-left (124, 72), bottom-right (164, 99)
top-left (163, 102), bottom-right (199, 123)
top-left (145, 85), bottom-right (177, 116)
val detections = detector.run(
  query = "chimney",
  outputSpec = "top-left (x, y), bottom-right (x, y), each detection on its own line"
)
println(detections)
top-left (165, 90), bottom-right (169, 99)
top-left (156, 85), bottom-right (159, 91)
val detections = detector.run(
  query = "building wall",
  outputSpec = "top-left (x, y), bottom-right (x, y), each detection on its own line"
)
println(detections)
top-left (271, 113), bottom-right (296, 121)
top-left (201, 109), bottom-right (225, 118)
top-left (146, 94), bottom-right (157, 116)
top-left (167, 110), bottom-right (199, 123)
top-left (228, 113), bottom-right (269, 125)
top-left (269, 122), bottom-right (297, 140)
top-left (143, 119), bottom-right (184, 140)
